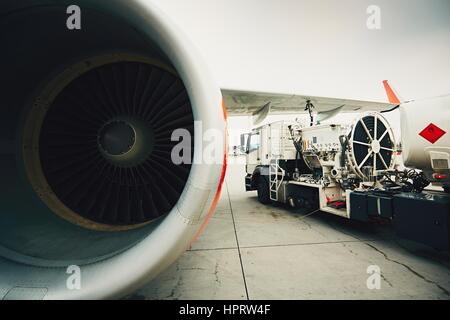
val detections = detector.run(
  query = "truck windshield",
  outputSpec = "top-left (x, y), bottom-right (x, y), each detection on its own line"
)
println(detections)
top-left (247, 133), bottom-right (260, 153)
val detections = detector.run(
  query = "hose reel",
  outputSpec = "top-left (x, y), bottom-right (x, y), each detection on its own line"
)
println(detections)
top-left (347, 113), bottom-right (396, 180)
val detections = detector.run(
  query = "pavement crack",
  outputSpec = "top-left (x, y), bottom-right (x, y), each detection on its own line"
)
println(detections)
top-left (380, 273), bottom-right (393, 287)
top-left (166, 263), bottom-right (183, 300)
top-left (366, 243), bottom-right (450, 296)
top-left (181, 267), bottom-right (207, 271)
top-left (214, 262), bottom-right (221, 285)
top-left (167, 275), bottom-right (183, 300)
top-left (329, 223), bottom-right (449, 296)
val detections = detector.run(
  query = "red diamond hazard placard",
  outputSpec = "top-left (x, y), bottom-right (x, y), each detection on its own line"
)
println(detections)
top-left (419, 123), bottom-right (446, 144)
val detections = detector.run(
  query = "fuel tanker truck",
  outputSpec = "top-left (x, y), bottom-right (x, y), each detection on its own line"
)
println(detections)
top-left (243, 89), bottom-right (450, 251)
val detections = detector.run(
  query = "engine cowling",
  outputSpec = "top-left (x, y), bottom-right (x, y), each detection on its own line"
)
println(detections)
top-left (0, 0), bottom-right (226, 299)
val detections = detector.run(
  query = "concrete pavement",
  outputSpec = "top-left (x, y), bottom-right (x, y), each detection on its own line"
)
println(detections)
top-left (130, 159), bottom-right (450, 300)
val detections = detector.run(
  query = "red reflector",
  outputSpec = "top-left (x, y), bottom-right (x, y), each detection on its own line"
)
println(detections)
top-left (419, 123), bottom-right (446, 144)
top-left (433, 173), bottom-right (448, 180)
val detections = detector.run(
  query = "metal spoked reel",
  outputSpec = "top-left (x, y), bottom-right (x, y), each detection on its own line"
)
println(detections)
top-left (347, 113), bottom-right (396, 180)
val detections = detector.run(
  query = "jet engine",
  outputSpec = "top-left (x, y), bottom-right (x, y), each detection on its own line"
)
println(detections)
top-left (0, 0), bottom-right (226, 299)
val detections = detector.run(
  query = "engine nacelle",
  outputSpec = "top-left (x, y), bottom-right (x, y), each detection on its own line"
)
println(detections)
top-left (0, 0), bottom-right (226, 299)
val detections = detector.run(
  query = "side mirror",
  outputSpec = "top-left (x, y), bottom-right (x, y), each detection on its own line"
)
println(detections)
top-left (241, 133), bottom-right (250, 154)
top-left (240, 134), bottom-right (246, 148)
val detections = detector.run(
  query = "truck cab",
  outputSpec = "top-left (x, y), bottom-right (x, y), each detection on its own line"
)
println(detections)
top-left (241, 121), bottom-right (299, 202)
top-left (241, 129), bottom-right (261, 177)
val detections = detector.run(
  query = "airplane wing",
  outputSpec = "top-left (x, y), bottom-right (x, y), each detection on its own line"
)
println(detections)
top-left (222, 89), bottom-right (395, 120)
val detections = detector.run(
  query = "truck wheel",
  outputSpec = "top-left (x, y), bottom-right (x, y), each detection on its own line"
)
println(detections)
top-left (257, 176), bottom-right (271, 204)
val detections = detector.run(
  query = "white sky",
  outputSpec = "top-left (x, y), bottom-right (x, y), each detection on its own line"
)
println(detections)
top-left (150, 0), bottom-right (450, 146)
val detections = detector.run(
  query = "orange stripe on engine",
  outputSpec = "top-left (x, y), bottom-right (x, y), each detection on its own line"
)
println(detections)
top-left (193, 151), bottom-right (227, 242)
top-left (191, 98), bottom-right (229, 243)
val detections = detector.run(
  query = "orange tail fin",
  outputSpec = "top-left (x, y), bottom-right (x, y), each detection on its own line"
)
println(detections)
top-left (383, 80), bottom-right (401, 105)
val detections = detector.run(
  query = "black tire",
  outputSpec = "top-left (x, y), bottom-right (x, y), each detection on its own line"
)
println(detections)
top-left (257, 176), bottom-right (271, 204)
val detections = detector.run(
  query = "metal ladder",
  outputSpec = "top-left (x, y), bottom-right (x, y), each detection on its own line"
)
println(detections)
top-left (269, 158), bottom-right (285, 201)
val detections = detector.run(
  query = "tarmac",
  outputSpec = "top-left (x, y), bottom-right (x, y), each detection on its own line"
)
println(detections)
top-left (130, 157), bottom-right (450, 300)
